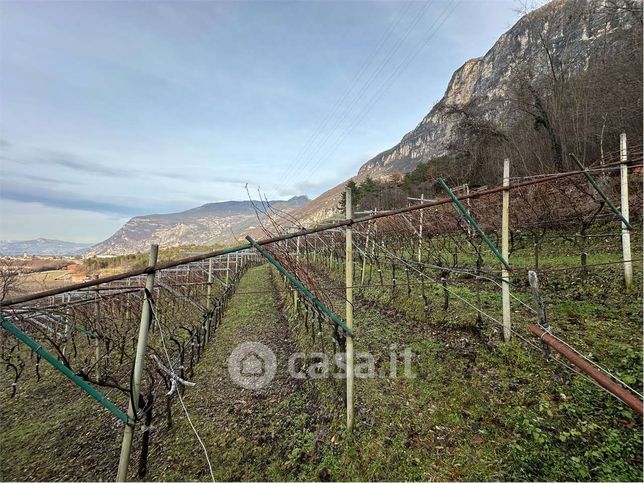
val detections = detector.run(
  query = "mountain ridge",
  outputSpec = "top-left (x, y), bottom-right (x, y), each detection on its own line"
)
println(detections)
top-left (88, 196), bottom-right (308, 255)
top-left (0, 238), bottom-right (92, 256)
top-left (289, 0), bottom-right (640, 224)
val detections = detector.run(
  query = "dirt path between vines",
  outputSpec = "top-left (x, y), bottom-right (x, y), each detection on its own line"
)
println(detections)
top-left (145, 264), bottom-right (320, 481)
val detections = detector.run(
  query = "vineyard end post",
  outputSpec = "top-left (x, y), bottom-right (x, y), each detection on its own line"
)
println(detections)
top-left (345, 186), bottom-right (355, 431)
top-left (225, 254), bottom-right (230, 286)
top-left (502, 158), bottom-right (511, 341)
top-left (528, 270), bottom-right (547, 329)
top-left (620, 133), bottom-right (633, 289)
top-left (94, 286), bottom-right (102, 380)
top-left (206, 258), bottom-right (213, 340)
top-left (361, 229), bottom-right (369, 286)
top-left (117, 244), bottom-right (159, 482)
top-left (418, 193), bottom-right (424, 262)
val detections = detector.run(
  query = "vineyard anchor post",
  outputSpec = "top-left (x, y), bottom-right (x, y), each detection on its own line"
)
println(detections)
top-left (620, 133), bottom-right (633, 289)
top-left (345, 186), bottom-right (355, 431)
top-left (206, 258), bottom-right (213, 340)
top-left (418, 193), bottom-right (424, 262)
top-left (117, 244), bottom-right (159, 482)
top-left (94, 287), bottom-right (101, 380)
top-left (361, 228), bottom-right (369, 286)
top-left (502, 159), bottom-right (511, 341)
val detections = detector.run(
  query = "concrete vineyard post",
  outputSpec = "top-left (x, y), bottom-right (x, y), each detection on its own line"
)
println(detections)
top-left (225, 254), bottom-right (230, 286)
top-left (345, 186), bottom-right (355, 431)
top-left (206, 258), bottom-right (213, 340)
top-left (418, 193), bottom-right (424, 262)
top-left (62, 293), bottom-right (70, 356)
top-left (620, 133), bottom-right (633, 289)
top-left (94, 288), bottom-right (101, 380)
top-left (117, 244), bottom-right (159, 482)
top-left (502, 159), bottom-right (511, 341)
top-left (361, 229), bottom-right (369, 286)
top-left (528, 270), bottom-right (547, 329)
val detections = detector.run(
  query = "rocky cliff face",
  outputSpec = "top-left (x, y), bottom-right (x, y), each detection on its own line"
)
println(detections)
top-left (357, 0), bottom-right (639, 178)
top-left (88, 196), bottom-right (308, 255)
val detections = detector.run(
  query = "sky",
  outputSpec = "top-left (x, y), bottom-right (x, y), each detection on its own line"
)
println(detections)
top-left (0, 0), bottom-right (524, 243)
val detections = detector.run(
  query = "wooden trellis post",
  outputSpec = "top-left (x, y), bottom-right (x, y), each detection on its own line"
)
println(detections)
top-left (620, 133), bottom-right (633, 289)
top-left (345, 186), bottom-right (355, 431)
top-left (117, 244), bottom-right (159, 482)
top-left (502, 159), bottom-right (511, 341)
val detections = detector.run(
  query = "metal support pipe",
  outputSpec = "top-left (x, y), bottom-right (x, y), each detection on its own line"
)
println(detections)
top-left (117, 244), bottom-right (158, 482)
top-left (571, 154), bottom-right (632, 230)
top-left (528, 324), bottom-right (643, 415)
top-left (0, 315), bottom-right (132, 425)
top-left (436, 178), bottom-right (510, 270)
top-left (245, 236), bottom-right (352, 335)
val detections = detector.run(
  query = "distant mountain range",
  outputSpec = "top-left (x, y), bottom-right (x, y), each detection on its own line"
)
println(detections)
top-left (87, 196), bottom-right (308, 255)
top-left (0, 238), bottom-right (91, 256)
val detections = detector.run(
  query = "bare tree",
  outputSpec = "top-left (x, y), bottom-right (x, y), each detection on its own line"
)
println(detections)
top-left (0, 258), bottom-right (23, 302)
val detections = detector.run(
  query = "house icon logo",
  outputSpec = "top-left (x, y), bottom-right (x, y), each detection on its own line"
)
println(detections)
top-left (240, 352), bottom-right (265, 376)
top-left (227, 342), bottom-right (276, 389)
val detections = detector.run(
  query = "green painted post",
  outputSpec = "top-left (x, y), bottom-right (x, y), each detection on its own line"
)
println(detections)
top-left (0, 315), bottom-right (132, 425)
top-left (570, 154), bottom-right (632, 230)
top-left (245, 236), bottom-right (353, 335)
top-left (436, 178), bottom-right (510, 270)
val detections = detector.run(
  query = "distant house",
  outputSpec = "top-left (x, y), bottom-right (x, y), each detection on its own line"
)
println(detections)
top-left (71, 273), bottom-right (88, 282)
top-left (66, 263), bottom-right (78, 271)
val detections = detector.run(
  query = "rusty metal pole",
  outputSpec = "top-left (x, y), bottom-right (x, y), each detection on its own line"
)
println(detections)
top-left (528, 324), bottom-right (643, 415)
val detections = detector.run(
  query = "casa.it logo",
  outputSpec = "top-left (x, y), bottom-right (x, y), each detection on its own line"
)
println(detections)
top-left (227, 341), bottom-right (277, 390)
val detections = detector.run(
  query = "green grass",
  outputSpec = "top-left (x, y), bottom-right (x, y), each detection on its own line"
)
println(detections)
top-left (294, 225), bottom-right (642, 480)
top-left (0, 227), bottom-right (642, 481)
